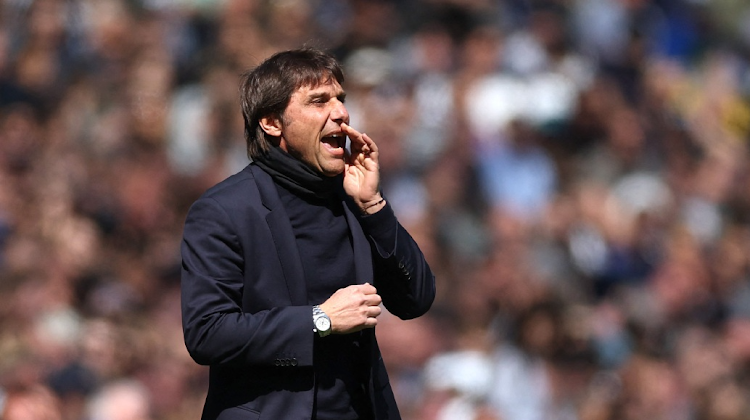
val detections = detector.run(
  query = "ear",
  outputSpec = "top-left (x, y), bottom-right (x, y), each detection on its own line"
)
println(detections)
top-left (259, 115), bottom-right (282, 137)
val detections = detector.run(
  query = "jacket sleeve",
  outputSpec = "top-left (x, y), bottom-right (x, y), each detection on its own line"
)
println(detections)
top-left (180, 196), bottom-right (314, 368)
top-left (359, 202), bottom-right (436, 320)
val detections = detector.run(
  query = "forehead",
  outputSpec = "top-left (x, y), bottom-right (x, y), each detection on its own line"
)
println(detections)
top-left (293, 78), bottom-right (344, 97)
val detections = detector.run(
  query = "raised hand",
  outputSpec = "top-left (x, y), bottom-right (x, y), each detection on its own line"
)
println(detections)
top-left (341, 123), bottom-right (385, 214)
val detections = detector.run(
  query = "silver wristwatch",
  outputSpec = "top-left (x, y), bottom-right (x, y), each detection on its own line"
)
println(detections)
top-left (312, 305), bottom-right (332, 337)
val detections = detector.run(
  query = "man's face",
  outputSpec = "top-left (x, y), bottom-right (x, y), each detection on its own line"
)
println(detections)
top-left (278, 79), bottom-right (349, 177)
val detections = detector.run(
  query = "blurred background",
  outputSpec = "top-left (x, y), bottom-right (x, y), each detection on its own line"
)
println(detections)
top-left (1, 0), bottom-right (750, 419)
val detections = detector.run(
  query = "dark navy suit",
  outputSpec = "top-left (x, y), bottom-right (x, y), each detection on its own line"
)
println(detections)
top-left (181, 163), bottom-right (436, 420)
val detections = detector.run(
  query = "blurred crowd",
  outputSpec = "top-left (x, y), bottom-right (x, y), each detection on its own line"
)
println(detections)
top-left (1, 0), bottom-right (750, 419)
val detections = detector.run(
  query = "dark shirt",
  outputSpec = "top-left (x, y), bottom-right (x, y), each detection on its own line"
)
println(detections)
top-left (276, 184), bottom-right (372, 420)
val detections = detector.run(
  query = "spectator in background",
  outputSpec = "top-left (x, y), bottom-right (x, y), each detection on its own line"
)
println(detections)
top-left (1, 383), bottom-right (63, 420)
top-left (85, 380), bottom-right (152, 420)
top-left (1, 1), bottom-right (750, 420)
top-left (476, 118), bottom-right (557, 223)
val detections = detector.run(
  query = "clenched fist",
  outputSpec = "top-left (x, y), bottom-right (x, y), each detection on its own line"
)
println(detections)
top-left (319, 283), bottom-right (382, 334)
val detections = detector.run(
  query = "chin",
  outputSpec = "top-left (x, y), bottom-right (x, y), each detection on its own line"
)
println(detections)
top-left (321, 168), bottom-right (344, 177)
top-left (319, 160), bottom-right (345, 177)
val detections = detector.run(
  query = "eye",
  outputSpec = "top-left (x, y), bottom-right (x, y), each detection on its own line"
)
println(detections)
top-left (310, 96), bottom-right (327, 105)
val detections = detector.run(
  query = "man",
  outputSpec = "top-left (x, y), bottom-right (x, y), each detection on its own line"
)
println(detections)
top-left (180, 47), bottom-right (436, 420)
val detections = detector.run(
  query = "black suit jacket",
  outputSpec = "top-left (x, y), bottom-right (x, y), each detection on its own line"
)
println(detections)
top-left (181, 164), bottom-right (436, 420)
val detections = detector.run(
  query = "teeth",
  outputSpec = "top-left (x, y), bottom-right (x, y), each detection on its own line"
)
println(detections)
top-left (323, 133), bottom-right (344, 148)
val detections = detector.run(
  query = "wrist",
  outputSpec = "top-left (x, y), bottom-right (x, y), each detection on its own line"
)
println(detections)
top-left (312, 305), bottom-right (332, 337)
top-left (360, 195), bottom-right (385, 215)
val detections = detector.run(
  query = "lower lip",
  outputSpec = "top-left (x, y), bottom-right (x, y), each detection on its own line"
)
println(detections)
top-left (323, 141), bottom-right (345, 157)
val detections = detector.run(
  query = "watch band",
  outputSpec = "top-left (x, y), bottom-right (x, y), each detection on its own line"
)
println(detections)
top-left (312, 305), bottom-right (332, 337)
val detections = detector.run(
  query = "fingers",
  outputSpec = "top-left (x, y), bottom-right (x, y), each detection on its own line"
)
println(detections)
top-left (341, 122), bottom-right (377, 156)
top-left (366, 304), bottom-right (382, 318)
top-left (321, 283), bottom-right (382, 334)
top-left (356, 283), bottom-right (382, 306)
top-left (354, 284), bottom-right (381, 329)
top-left (363, 308), bottom-right (380, 328)
top-left (360, 282), bottom-right (377, 295)
top-left (361, 304), bottom-right (381, 329)
top-left (340, 122), bottom-right (381, 203)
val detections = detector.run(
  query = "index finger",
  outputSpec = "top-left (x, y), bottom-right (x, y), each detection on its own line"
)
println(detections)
top-left (341, 122), bottom-right (378, 154)
top-left (359, 282), bottom-right (377, 295)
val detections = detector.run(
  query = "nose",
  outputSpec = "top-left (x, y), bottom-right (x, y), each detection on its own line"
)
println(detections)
top-left (330, 99), bottom-right (349, 124)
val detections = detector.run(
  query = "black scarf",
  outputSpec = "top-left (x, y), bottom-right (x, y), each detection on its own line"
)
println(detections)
top-left (254, 146), bottom-right (342, 201)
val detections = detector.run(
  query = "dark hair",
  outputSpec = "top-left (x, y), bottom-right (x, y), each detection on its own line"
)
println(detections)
top-left (240, 47), bottom-right (345, 159)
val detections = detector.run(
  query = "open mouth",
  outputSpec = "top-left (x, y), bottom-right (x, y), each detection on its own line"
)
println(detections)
top-left (322, 132), bottom-right (346, 153)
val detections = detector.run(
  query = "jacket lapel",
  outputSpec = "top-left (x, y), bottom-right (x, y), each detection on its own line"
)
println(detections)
top-left (250, 164), bottom-right (308, 306)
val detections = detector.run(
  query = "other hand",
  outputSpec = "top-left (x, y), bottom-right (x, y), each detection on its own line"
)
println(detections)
top-left (319, 283), bottom-right (382, 334)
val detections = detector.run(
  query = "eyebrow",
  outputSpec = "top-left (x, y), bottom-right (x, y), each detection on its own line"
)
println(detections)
top-left (307, 88), bottom-right (346, 103)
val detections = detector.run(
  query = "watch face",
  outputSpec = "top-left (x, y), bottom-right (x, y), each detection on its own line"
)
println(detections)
top-left (315, 317), bottom-right (331, 331)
